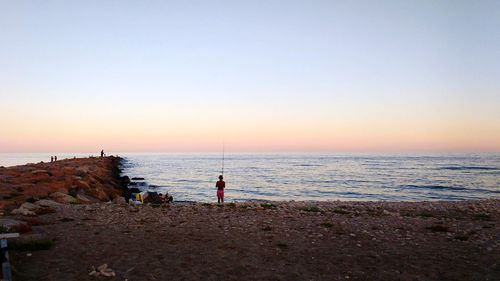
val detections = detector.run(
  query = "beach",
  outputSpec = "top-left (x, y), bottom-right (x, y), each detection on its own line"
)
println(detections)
top-left (3, 1), bottom-right (500, 279)
top-left (1, 158), bottom-right (499, 280)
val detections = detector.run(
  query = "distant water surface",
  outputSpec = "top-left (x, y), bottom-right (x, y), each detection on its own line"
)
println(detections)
top-left (119, 153), bottom-right (499, 202)
top-left (1, 153), bottom-right (498, 202)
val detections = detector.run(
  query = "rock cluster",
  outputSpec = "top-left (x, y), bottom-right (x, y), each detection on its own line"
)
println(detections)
top-left (0, 156), bottom-right (128, 213)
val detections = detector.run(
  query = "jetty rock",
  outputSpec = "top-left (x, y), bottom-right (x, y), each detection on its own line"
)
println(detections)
top-left (0, 156), bottom-right (128, 212)
top-left (50, 192), bottom-right (78, 204)
top-left (112, 196), bottom-right (126, 205)
top-left (11, 207), bottom-right (36, 216)
top-left (35, 199), bottom-right (61, 208)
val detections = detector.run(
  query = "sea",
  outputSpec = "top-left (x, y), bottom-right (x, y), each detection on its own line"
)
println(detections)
top-left (1, 153), bottom-right (499, 202)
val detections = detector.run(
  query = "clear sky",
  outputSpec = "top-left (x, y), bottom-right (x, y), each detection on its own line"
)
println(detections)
top-left (1, 0), bottom-right (499, 153)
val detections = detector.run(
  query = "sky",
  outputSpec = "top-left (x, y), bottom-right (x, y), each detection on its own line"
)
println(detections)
top-left (0, 0), bottom-right (499, 153)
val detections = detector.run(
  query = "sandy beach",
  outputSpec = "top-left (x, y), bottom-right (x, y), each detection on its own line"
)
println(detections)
top-left (1, 158), bottom-right (499, 280)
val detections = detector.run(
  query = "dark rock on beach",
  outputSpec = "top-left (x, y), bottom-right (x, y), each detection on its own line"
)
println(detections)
top-left (128, 187), bottom-right (141, 194)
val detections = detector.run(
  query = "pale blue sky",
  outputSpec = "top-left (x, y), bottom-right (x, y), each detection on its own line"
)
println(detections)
top-left (0, 0), bottom-right (499, 152)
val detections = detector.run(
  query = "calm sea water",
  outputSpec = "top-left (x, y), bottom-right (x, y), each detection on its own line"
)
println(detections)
top-left (1, 153), bottom-right (499, 202)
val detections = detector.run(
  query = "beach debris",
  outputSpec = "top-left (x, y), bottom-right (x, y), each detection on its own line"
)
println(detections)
top-left (97, 264), bottom-right (107, 271)
top-left (88, 267), bottom-right (99, 277)
top-left (89, 264), bottom-right (116, 277)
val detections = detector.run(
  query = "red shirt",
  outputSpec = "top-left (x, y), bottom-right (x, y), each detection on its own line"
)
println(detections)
top-left (216, 180), bottom-right (225, 190)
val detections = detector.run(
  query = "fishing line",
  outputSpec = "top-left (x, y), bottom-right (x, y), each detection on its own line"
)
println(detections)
top-left (221, 143), bottom-right (225, 176)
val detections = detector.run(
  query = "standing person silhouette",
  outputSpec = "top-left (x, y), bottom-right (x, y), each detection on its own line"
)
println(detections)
top-left (101, 150), bottom-right (104, 157)
top-left (216, 175), bottom-right (225, 204)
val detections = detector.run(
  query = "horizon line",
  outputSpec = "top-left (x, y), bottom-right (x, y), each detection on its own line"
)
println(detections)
top-left (1, 150), bottom-right (499, 155)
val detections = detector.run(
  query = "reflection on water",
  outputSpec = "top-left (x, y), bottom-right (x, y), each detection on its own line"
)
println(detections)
top-left (119, 153), bottom-right (500, 202)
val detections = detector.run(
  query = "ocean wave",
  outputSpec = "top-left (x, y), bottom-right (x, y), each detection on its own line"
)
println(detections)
top-left (174, 179), bottom-right (206, 183)
top-left (439, 166), bottom-right (498, 171)
top-left (400, 184), bottom-right (500, 194)
top-left (128, 181), bottom-right (148, 187)
top-left (401, 184), bottom-right (469, 191)
top-left (118, 153), bottom-right (500, 202)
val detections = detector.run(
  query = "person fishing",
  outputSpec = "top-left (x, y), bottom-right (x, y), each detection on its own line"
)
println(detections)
top-left (216, 175), bottom-right (225, 204)
top-left (215, 143), bottom-right (226, 203)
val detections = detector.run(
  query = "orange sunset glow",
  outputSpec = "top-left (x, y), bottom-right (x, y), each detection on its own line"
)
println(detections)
top-left (1, 1), bottom-right (499, 153)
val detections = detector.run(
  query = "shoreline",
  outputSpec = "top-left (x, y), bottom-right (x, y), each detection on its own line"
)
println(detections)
top-left (1, 157), bottom-right (499, 280)
top-left (2, 156), bottom-right (496, 210)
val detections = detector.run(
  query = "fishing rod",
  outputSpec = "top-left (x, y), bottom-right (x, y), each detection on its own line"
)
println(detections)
top-left (221, 143), bottom-right (225, 176)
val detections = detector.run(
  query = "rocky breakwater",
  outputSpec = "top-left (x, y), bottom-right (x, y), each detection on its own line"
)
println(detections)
top-left (0, 156), bottom-right (129, 214)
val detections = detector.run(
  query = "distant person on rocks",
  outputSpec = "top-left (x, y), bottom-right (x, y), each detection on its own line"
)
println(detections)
top-left (101, 150), bottom-right (105, 157)
top-left (51, 156), bottom-right (54, 162)
top-left (216, 175), bottom-right (225, 204)
top-left (54, 156), bottom-right (57, 161)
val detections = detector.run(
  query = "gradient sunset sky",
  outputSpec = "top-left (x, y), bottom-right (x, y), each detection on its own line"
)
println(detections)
top-left (1, 1), bottom-right (499, 153)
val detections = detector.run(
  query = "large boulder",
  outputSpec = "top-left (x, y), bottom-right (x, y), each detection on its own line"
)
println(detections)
top-left (49, 192), bottom-right (78, 204)
top-left (49, 168), bottom-right (65, 178)
top-left (19, 202), bottom-right (42, 212)
top-left (120, 176), bottom-right (131, 186)
top-left (29, 172), bottom-right (50, 183)
top-left (19, 202), bottom-right (55, 215)
top-left (128, 187), bottom-right (141, 193)
top-left (35, 199), bottom-right (61, 208)
top-left (63, 166), bottom-right (76, 174)
top-left (12, 207), bottom-right (36, 216)
top-left (76, 167), bottom-right (91, 176)
top-left (96, 190), bottom-right (110, 201)
top-left (77, 192), bottom-right (99, 204)
top-left (76, 180), bottom-right (91, 190)
top-left (112, 196), bottom-right (126, 205)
